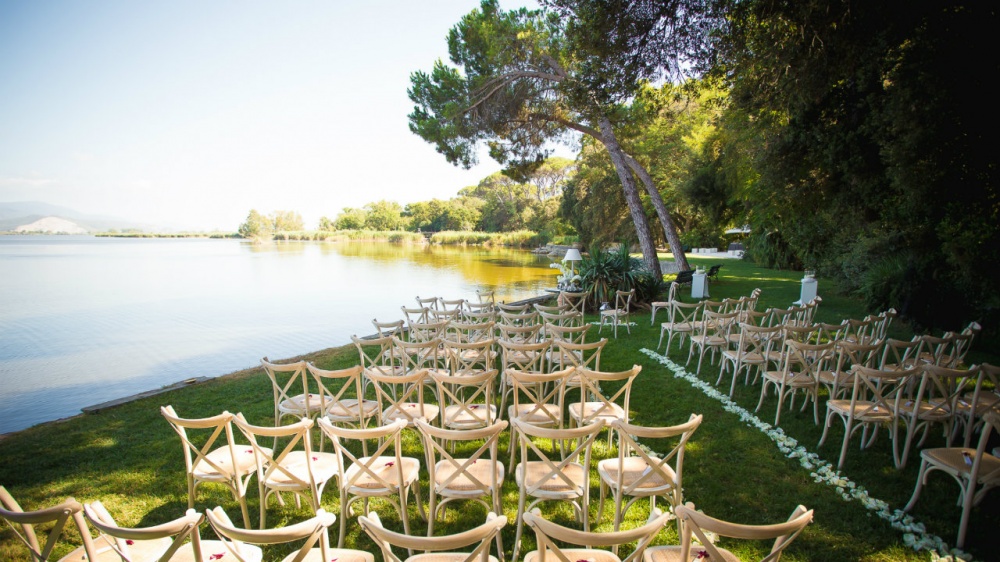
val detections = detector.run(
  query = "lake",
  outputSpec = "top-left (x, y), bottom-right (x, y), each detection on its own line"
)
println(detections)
top-left (0, 235), bottom-right (557, 434)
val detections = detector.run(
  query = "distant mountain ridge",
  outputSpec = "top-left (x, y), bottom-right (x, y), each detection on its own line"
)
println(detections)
top-left (0, 201), bottom-right (158, 232)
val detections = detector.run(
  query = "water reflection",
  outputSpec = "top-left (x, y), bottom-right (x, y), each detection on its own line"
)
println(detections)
top-left (0, 236), bottom-right (560, 433)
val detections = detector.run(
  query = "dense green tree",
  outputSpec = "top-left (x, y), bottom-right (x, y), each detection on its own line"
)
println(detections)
top-left (270, 210), bottom-right (304, 232)
top-left (237, 209), bottom-right (274, 240)
top-left (408, 0), bottom-right (699, 275)
top-left (333, 207), bottom-right (367, 230)
top-left (363, 200), bottom-right (405, 231)
top-left (317, 216), bottom-right (336, 231)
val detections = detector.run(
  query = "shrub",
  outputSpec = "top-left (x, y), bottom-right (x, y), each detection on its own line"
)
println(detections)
top-left (578, 243), bottom-right (665, 311)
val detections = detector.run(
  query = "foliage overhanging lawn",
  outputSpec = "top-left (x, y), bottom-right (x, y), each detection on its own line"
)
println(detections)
top-left (639, 348), bottom-right (977, 562)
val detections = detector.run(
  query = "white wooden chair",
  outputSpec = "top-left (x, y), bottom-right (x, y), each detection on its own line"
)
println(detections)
top-left (160, 406), bottom-right (262, 529)
top-left (261, 358), bottom-right (321, 429)
top-left (643, 503), bottom-right (813, 562)
top-left (0, 487), bottom-right (100, 562)
top-left (431, 368), bottom-right (499, 430)
top-left (599, 289), bottom-right (634, 338)
top-left (306, 364), bottom-right (379, 431)
top-left (756, 339), bottom-right (835, 426)
top-left (415, 419), bottom-right (508, 540)
top-left (522, 507), bottom-right (673, 562)
top-left (657, 300), bottom-right (701, 353)
top-left (597, 414), bottom-right (703, 531)
top-left (509, 418), bottom-right (605, 562)
top-left (366, 367), bottom-right (439, 428)
top-left (232, 414), bottom-right (338, 529)
top-left (206, 505), bottom-right (373, 562)
top-left (505, 367), bottom-right (572, 468)
top-left (649, 282), bottom-right (679, 326)
top-left (360, 510), bottom-right (506, 562)
top-left (894, 364), bottom-right (981, 469)
top-left (83, 500), bottom-right (220, 562)
top-left (567, 365), bottom-right (642, 446)
top-left (316, 417), bottom-right (424, 549)
top-left (718, 323), bottom-right (781, 398)
top-left (903, 411), bottom-right (1000, 548)
top-left (686, 310), bottom-right (740, 376)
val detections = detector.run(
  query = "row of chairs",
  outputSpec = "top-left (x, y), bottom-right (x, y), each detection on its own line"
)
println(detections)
top-left (2, 482), bottom-right (815, 562)
top-left (0, 483), bottom-right (375, 562)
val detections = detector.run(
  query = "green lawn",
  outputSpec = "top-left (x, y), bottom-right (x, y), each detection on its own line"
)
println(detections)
top-left (1, 256), bottom-right (996, 561)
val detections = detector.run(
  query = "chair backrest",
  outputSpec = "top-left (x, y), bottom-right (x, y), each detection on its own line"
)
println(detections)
top-left (261, 357), bottom-right (313, 420)
top-left (910, 364), bottom-right (982, 421)
top-left (537, 310), bottom-right (582, 329)
top-left (317, 418), bottom-right (409, 495)
top-left (782, 339), bottom-right (836, 379)
top-left (615, 289), bottom-right (634, 311)
top-left (746, 287), bottom-right (762, 311)
top-left (573, 365), bottom-right (642, 425)
top-left (611, 415), bottom-right (702, 501)
top-left (668, 300), bottom-right (702, 327)
top-left (496, 302), bottom-right (530, 313)
top-left (372, 318), bottom-right (404, 338)
top-left (401, 305), bottom-right (430, 325)
top-left (765, 307), bottom-right (794, 327)
top-left (942, 330), bottom-right (975, 368)
top-left (555, 338), bottom-right (606, 371)
top-left (544, 322), bottom-right (590, 345)
top-left (304, 364), bottom-right (367, 424)
top-left (498, 339), bottom-right (551, 373)
top-left (415, 296), bottom-right (440, 311)
top-left (534, 302), bottom-right (569, 314)
top-left (523, 507), bottom-right (673, 562)
top-left (429, 308), bottom-right (462, 324)
top-left (507, 367), bottom-right (572, 427)
top-left (462, 309), bottom-right (497, 324)
top-left (445, 338), bottom-right (496, 375)
top-left (232, 414), bottom-right (321, 495)
top-left (351, 334), bottom-right (400, 377)
top-left (497, 310), bottom-right (540, 327)
top-left (838, 317), bottom-right (874, 345)
top-left (365, 367), bottom-right (433, 427)
top-left (393, 336), bottom-right (444, 373)
top-left (444, 321), bottom-right (495, 344)
top-left (736, 323), bottom-right (782, 357)
top-left (160, 405), bottom-right (241, 482)
top-left (431, 368), bottom-right (498, 429)
top-left (496, 322), bottom-right (543, 344)
top-left (849, 365), bottom-right (919, 420)
top-left (83, 500), bottom-right (204, 562)
top-left (916, 333), bottom-right (954, 366)
top-left (476, 289), bottom-right (496, 305)
top-left (871, 307), bottom-right (898, 341)
top-left (0, 487), bottom-right (97, 562)
top-left (832, 340), bottom-right (881, 376)
top-left (407, 320), bottom-right (449, 343)
top-left (359, 511), bottom-right (506, 562)
top-left (439, 297), bottom-right (467, 312)
top-left (674, 503), bottom-right (813, 562)
top-left (205, 505), bottom-right (334, 562)
top-left (511, 418), bottom-right (605, 498)
top-left (880, 337), bottom-right (923, 372)
top-left (415, 419), bottom-right (508, 501)
top-left (559, 290), bottom-right (586, 315)
top-left (971, 411), bottom-right (1000, 485)
top-left (700, 310), bottom-right (740, 339)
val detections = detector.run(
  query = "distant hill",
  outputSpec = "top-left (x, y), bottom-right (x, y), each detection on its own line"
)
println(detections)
top-left (14, 217), bottom-right (89, 234)
top-left (0, 201), bottom-right (158, 232)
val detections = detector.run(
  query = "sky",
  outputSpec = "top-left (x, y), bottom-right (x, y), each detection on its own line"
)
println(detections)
top-left (0, 0), bottom-right (568, 231)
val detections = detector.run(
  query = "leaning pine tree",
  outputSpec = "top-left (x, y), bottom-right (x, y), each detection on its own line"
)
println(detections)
top-left (408, 0), bottom-right (693, 275)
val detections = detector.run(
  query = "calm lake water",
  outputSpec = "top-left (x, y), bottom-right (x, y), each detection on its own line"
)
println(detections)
top-left (0, 235), bottom-right (556, 434)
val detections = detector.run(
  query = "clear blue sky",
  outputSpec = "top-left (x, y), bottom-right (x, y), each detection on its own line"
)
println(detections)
top-left (0, 0), bottom-right (565, 231)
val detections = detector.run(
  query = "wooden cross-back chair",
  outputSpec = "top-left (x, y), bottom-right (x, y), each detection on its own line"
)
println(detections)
top-left (317, 417), bottom-right (424, 549)
top-left (895, 364), bottom-right (982, 469)
top-left (431, 368), bottom-right (498, 430)
top-left (366, 367), bottom-right (439, 428)
top-left (0, 487), bottom-right (99, 562)
top-left (160, 405), bottom-right (260, 529)
top-left (83, 500), bottom-right (215, 562)
top-left (523, 507), bottom-right (673, 562)
top-left (757, 339), bottom-right (836, 427)
top-left (360, 511), bottom-right (506, 562)
top-left (718, 323), bottom-right (781, 398)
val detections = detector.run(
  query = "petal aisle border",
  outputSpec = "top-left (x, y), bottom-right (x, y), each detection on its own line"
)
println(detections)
top-left (639, 348), bottom-right (976, 562)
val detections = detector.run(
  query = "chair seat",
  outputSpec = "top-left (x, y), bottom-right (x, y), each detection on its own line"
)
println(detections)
top-left (920, 448), bottom-right (1000, 481)
top-left (195, 540), bottom-right (263, 562)
top-left (508, 404), bottom-right (561, 426)
top-left (382, 403), bottom-right (440, 425)
top-left (721, 350), bottom-right (766, 364)
top-left (526, 547), bottom-right (622, 562)
top-left (263, 451), bottom-right (339, 488)
top-left (897, 400), bottom-right (952, 421)
top-left (959, 392), bottom-right (1000, 415)
top-left (278, 393), bottom-right (326, 416)
top-left (644, 545), bottom-right (740, 562)
top-left (279, 548), bottom-right (374, 562)
top-left (660, 322), bottom-right (695, 332)
top-left (515, 462), bottom-right (587, 494)
top-left (345, 456), bottom-right (421, 490)
top-left (568, 402), bottom-right (625, 423)
top-left (817, 369), bottom-right (852, 386)
top-left (433, 459), bottom-right (505, 493)
top-left (690, 334), bottom-right (727, 347)
top-left (762, 370), bottom-right (816, 388)
top-left (597, 457), bottom-right (676, 492)
top-left (442, 404), bottom-right (497, 427)
top-left (193, 445), bottom-right (269, 480)
top-left (327, 399), bottom-right (380, 421)
top-left (601, 309), bottom-right (627, 318)
top-left (826, 400), bottom-right (895, 422)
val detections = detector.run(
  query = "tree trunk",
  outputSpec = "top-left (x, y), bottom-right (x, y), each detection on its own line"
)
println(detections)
top-left (597, 116), bottom-right (662, 278)
top-left (625, 154), bottom-right (691, 271)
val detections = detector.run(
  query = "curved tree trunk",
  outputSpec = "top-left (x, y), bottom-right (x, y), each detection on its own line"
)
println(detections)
top-left (624, 154), bottom-right (690, 272)
top-left (597, 116), bottom-right (662, 277)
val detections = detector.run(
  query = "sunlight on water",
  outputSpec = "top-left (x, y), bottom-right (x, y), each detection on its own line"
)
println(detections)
top-left (0, 236), bottom-right (558, 433)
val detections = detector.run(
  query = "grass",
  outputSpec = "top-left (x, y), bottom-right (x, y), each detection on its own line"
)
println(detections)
top-left (1, 256), bottom-right (997, 561)
top-left (429, 230), bottom-right (542, 248)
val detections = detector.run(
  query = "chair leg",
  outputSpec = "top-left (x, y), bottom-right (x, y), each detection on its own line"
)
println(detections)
top-left (511, 488), bottom-right (528, 562)
top-left (903, 458), bottom-right (929, 512)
